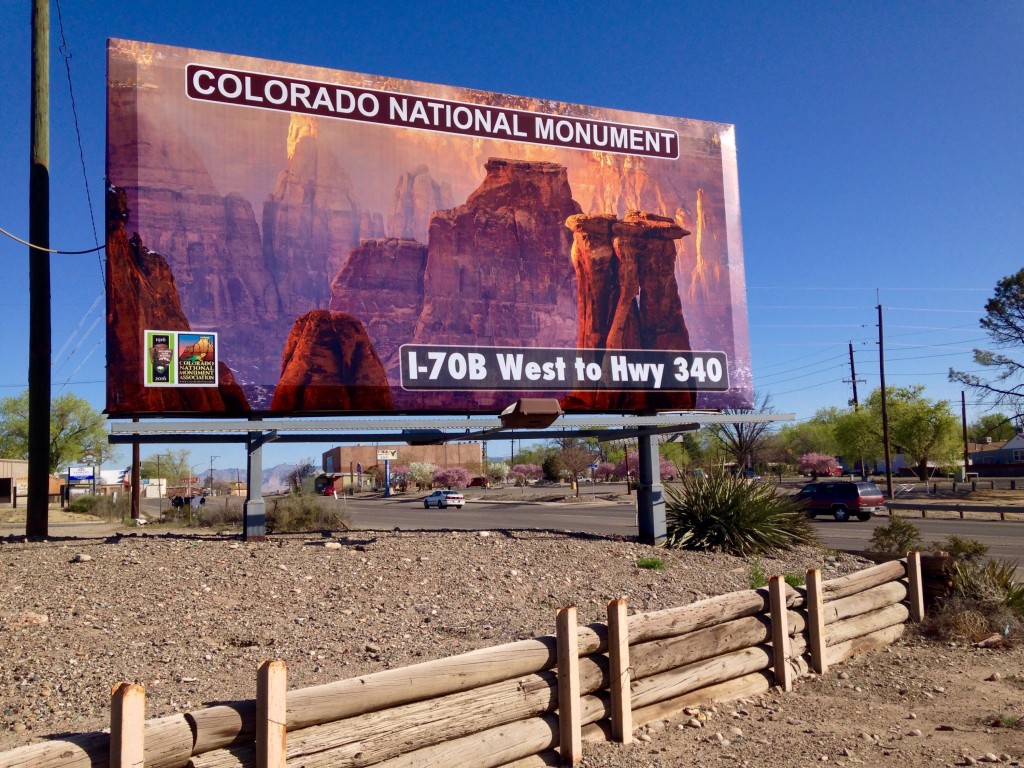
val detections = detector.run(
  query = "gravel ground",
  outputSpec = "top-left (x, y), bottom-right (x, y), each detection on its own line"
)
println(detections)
top-left (0, 523), bottom-right (1022, 767)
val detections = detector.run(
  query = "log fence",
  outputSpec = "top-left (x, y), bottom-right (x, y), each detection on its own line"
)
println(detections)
top-left (0, 556), bottom-right (924, 768)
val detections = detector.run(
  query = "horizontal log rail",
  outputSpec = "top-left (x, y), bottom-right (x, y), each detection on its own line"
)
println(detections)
top-left (0, 555), bottom-right (924, 768)
top-left (887, 501), bottom-right (1023, 520)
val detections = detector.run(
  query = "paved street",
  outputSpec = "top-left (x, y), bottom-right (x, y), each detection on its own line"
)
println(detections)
top-left (334, 492), bottom-right (1024, 565)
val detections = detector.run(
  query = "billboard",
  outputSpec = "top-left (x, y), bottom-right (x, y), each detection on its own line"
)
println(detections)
top-left (106, 39), bottom-right (752, 417)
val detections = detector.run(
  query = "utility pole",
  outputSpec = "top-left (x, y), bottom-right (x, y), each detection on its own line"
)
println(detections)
top-left (27, 0), bottom-right (51, 539)
top-left (961, 391), bottom-right (970, 479)
top-left (845, 342), bottom-right (866, 479)
top-left (209, 455), bottom-right (219, 495)
top-left (845, 342), bottom-right (864, 408)
top-left (877, 305), bottom-right (893, 498)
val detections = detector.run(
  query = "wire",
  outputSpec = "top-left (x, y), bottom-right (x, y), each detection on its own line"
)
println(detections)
top-left (55, 0), bottom-right (103, 281)
top-left (0, 225), bottom-right (105, 255)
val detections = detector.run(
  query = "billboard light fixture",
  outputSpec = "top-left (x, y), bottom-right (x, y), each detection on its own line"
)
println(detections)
top-left (402, 429), bottom-right (448, 446)
top-left (499, 398), bottom-right (563, 430)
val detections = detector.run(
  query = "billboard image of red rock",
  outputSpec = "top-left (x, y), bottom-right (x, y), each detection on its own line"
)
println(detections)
top-left (106, 39), bottom-right (752, 416)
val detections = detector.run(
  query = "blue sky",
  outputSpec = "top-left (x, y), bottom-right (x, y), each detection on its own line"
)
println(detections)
top-left (1, 1), bottom-right (1022, 471)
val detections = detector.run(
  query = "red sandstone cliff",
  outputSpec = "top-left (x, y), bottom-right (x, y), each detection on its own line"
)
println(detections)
top-left (262, 116), bottom-right (362, 311)
top-left (269, 310), bottom-right (392, 412)
top-left (388, 164), bottom-right (454, 242)
top-left (328, 237), bottom-right (428, 366)
top-left (563, 210), bottom-right (695, 412)
top-left (105, 185), bottom-right (250, 415)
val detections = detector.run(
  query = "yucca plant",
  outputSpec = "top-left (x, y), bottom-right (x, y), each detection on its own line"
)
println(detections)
top-left (664, 471), bottom-right (816, 556)
top-left (952, 559), bottom-right (1024, 616)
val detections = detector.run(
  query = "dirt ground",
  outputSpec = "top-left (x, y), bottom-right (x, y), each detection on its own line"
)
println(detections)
top-left (0, 509), bottom-right (1022, 767)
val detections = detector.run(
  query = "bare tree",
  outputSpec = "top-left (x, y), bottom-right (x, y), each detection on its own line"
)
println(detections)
top-left (705, 392), bottom-right (776, 472)
top-left (559, 444), bottom-right (598, 498)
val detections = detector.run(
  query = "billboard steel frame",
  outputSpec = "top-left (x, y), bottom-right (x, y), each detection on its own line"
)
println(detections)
top-left (109, 413), bottom-right (792, 543)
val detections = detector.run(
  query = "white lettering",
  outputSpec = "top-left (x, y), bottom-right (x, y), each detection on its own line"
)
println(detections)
top-left (291, 83), bottom-right (312, 109)
top-left (311, 86), bottom-right (333, 111)
top-left (468, 353), bottom-right (487, 380)
top-left (357, 93), bottom-right (379, 116)
top-left (610, 355), bottom-right (628, 382)
top-left (535, 116), bottom-right (554, 141)
top-left (218, 73), bottom-right (243, 99)
top-left (265, 79), bottom-right (288, 105)
top-left (496, 353), bottom-right (524, 380)
top-left (192, 68), bottom-right (215, 96)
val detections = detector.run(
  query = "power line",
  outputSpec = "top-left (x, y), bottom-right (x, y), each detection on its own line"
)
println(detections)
top-left (54, 0), bottom-right (102, 282)
top-left (0, 225), bottom-right (105, 254)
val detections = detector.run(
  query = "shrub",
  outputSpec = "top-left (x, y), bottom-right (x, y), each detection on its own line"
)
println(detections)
top-left (636, 556), bottom-right (665, 571)
top-left (747, 557), bottom-right (768, 588)
top-left (952, 559), bottom-right (1024, 616)
top-left (784, 572), bottom-right (806, 588)
top-left (68, 495), bottom-right (102, 514)
top-left (932, 534), bottom-right (989, 563)
top-left (925, 559), bottom-right (1023, 641)
top-left (266, 495), bottom-right (350, 532)
top-left (664, 471), bottom-right (816, 556)
top-left (867, 517), bottom-right (923, 554)
top-left (747, 557), bottom-right (804, 589)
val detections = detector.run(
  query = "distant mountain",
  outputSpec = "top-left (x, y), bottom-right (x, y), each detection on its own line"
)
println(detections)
top-left (206, 463), bottom-right (304, 493)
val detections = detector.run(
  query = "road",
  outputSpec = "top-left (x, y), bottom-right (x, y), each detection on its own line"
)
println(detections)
top-left (335, 494), bottom-right (1024, 565)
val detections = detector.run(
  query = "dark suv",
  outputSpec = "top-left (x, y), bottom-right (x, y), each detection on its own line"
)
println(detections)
top-left (795, 481), bottom-right (886, 521)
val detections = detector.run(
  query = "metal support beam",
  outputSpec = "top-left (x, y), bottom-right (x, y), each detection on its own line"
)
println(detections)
top-left (636, 427), bottom-right (666, 545)
top-left (243, 424), bottom-right (271, 541)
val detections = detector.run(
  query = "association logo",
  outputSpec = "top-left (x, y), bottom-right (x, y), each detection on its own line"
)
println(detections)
top-left (145, 330), bottom-right (219, 387)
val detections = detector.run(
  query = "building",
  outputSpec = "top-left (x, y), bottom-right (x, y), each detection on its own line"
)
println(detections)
top-left (0, 459), bottom-right (63, 505)
top-left (321, 443), bottom-right (485, 488)
top-left (967, 434), bottom-right (1024, 476)
top-left (0, 458), bottom-right (28, 505)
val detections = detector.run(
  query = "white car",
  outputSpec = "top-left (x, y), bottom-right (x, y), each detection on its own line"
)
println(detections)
top-left (423, 490), bottom-right (465, 509)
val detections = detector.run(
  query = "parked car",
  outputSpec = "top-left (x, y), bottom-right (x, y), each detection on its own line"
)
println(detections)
top-left (795, 481), bottom-right (886, 521)
top-left (423, 489), bottom-right (465, 509)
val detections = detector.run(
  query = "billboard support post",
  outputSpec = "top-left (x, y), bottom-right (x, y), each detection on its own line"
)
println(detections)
top-left (636, 427), bottom-right (666, 545)
top-left (244, 422), bottom-right (274, 541)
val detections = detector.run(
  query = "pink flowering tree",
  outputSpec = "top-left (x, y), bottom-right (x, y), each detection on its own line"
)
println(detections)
top-left (509, 463), bottom-right (543, 486)
top-left (433, 466), bottom-right (471, 489)
top-left (798, 452), bottom-right (839, 479)
top-left (594, 461), bottom-right (617, 481)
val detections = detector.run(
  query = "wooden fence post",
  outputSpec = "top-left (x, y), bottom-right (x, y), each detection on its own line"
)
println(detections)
top-left (257, 659), bottom-right (287, 768)
top-left (905, 552), bottom-right (925, 623)
top-left (556, 606), bottom-right (582, 766)
top-left (805, 569), bottom-right (827, 675)
top-left (607, 598), bottom-right (632, 744)
top-left (110, 682), bottom-right (145, 768)
top-left (769, 576), bottom-right (792, 692)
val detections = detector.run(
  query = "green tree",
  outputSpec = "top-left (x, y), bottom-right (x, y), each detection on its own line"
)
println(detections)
top-left (834, 386), bottom-right (960, 481)
top-left (140, 449), bottom-right (194, 483)
top-left (775, 408), bottom-right (840, 461)
top-left (950, 268), bottom-right (1024, 419)
top-left (0, 390), bottom-right (108, 473)
top-left (968, 412), bottom-right (1018, 443)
